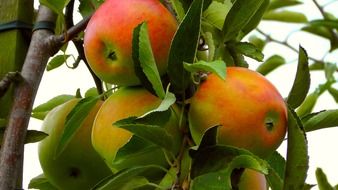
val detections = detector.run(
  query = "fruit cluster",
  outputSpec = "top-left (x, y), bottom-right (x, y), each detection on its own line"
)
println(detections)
top-left (37, 0), bottom-right (288, 189)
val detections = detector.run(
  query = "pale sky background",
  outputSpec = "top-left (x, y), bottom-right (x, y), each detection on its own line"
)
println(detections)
top-left (23, 1), bottom-right (338, 189)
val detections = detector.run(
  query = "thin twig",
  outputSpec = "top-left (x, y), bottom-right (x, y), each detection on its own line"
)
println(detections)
top-left (0, 72), bottom-right (22, 98)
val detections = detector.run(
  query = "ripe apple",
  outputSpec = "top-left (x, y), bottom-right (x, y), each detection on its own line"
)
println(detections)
top-left (92, 87), bottom-right (182, 173)
top-left (238, 169), bottom-right (267, 190)
top-left (188, 67), bottom-right (287, 157)
top-left (38, 99), bottom-right (112, 190)
top-left (84, 0), bottom-right (178, 86)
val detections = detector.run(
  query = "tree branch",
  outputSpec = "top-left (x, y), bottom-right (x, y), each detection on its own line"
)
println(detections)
top-left (0, 5), bottom-right (91, 189)
top-left (0, 72), bottom-right (22, 98)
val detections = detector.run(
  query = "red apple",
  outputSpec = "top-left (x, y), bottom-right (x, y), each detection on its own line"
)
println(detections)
top-left (84, 0), bottom-right (177, 86)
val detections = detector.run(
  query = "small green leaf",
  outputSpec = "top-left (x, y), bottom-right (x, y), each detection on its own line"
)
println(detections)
top-left (241, 0), bottom-right (270, 36)
top-left (28, 173), bottom-right (58, 190)
top-left (156, 166), bottom-right (178, 189)
top-left (296, 91), bottom-right (319, 117)
top-left (78, 0), bottom-right (103, 18)
top-left (231, 42), bottom-right (264, 61)
top-left (303, 109), bottom-right (338, 132)
top-left (309, 61), bottom-right (325, 70)
top-left (266, 151), bottom-right (286, 180)
top-left (316, 168), bottom-right (335, 190)
top-left (328, 87), bottom-right (338, 103)
top-left (55, 96), bottom-right (100, 158)
top-left (132, 22), bottom-right (165, 99)
top-left (32, 94), bottom-right (75, 120)
top-left (256, 55), bottom-right (286, 75)
top-left (302, 25), bottom-right (332, 40)
top-left (287, 46), bottom-right (310, 109)
top-left (91, 165), bottom-right (166, 190)
top-left (267, 0), bottom-right (303, 10)
top-left (263, 10), bottom-right (308, 23)
top-left (248, 35), bottom-right (266, 51)
top-left (169, 0), bottom-right (186, 21)
top-left (39, 0), bottom-right (70, 15)
top-left (85, 87), bottom-right (99, 97)
top-left (46, 54), bottom-right (70, 71)
top-left (184, 60), bottom-right (226, 80)
top-left (25, 130), bottom-right (48, 144)
top-left (324, 62), bottom-right (337, 82)
top-left (309, 19), bottom-right (338, 30)
top-left (203, 1), bottom-right (232, 30)
top-left (222, 0), bottom-right (264, 42)
top-left (283, 107), bottom-right (309, 190)
top-left (167, 0), bottom-right (204, 94)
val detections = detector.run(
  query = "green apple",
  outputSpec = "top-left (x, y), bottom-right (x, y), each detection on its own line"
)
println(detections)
top-left (38, 99), bottom-right (111, 190)
top-left (84, 0), bottom-right (178, 86)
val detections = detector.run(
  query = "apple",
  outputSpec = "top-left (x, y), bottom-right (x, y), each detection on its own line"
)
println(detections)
top-left (84, 0), bottom-right (178, 86)
top-left (91, 87), bottom-right (182, 173)
top-left (38, 99), bottom-right (112, 190)
top-left (188, 67), bottom-right (287, 157)
top-left (238, 169), bottom-right (267, 190)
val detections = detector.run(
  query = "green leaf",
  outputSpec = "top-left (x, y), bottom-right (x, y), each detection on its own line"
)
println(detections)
top-left (191, 153), bottom-right (268, 190)
top-left (169, 0), bottom-right (186, 21)
top-left (266, 166), bottom-right (283, 190)
top-left (190, 145), bottom-right (268, 179)
top-left (91, 165), bottom-right (166, 190)
top-left (303, 109), bottom-right (338, 132)
top-left (31, 95), bottom-right (75, 120)
top-left (309, 61), bottom-right (325, 70)
top-left (302, 25), bottom-right (333, 40)
top-left (1, 129), bottom-right (47, 148)
top-left (46, 54), bottom-right (70, 71)
top-left (183, 60), bottom-right (226, 80)
top-left (55, 96), bottom-right (100, 158)
top-left (25, 130), bottom-right (49, 144)
top-left (116, 123), bottom-right (175, 153)
top-left (328, 87), bottom-right (338, 103)
top-left (167, 0), bottom-right (204, 94)
top-left (222, 0), bottom-right (264, 42)
top-left (283, 107), bottom-right (309, 190)
top-left (287, 46), bottom-right (310, 109)
top-left (256, 55), bottom-right (286, 75)
top-left (267, 0), bottom-right (303, 10)
top-left (202, 1), bottom-right (232, 30)
top-left (266, 151), bottom-right (286, 180)
top-left (316, 168), bottom-right (335, 190)
top-left (324, 62), bottom-right (337, 82)
top-left (132, 22), bottom-right (165, 99)
top-left (263, 10), bottom-right (308, 23)
top-left (248, 35), bottom-right (266, 51)
top-left (296, 91), bottom-right (320, 117)
top-left (231, 42), bottom-right (264, 61)
top-left (309, 19), bottom-right (338, 30)
top-left (241, 0), bottom-right (270, 36)
top-left (156, 166), bottom-right (178, 189)
top-left (28, 173), bottom-right (58, 190)
top-left (39, 0), bottom-right (71, 15)
top-left (78, 0), bottom-right (103, 18)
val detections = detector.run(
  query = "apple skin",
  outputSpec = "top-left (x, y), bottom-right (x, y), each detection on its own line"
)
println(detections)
top-left (84, 0), bottom-right (178, 86)
top-left (238, 169), bottom-right (267, 190)
top-left (188, 67), bottom-right (287, 157)
top-left (92, 87), bottom-right (182, 173)
top-left (38, 99), bottom-right (112, 190)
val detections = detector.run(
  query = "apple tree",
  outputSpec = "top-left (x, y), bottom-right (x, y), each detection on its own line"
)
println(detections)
top-left (0, 0), bottom-right (337, 189)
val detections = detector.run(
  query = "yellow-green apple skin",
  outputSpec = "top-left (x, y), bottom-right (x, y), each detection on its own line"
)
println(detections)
top-left (38, 99), bottom-right (112, 190)
top-left (83, 0), bottom-right (178, 86)
top-left (92, 87), bottom-right (182, 172)
top-left (238, 169), bottom-right (267, 190)
top-left (188, 67), bottom-right (287, 157)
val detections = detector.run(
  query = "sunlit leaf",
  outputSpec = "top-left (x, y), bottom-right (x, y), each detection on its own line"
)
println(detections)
top-left (256, 55), bottom-right (285, 75)
top-left (132, 22), bottom-right (165, 99)
top-left (28, 173), bottom-right (58, 190)
top-left (46, 54), bottom-right (70, 71)
top-left (183, 60), bottom-right (226, 80)
top-left (316, 168), bottom-right (335, 190)
top-left (203, 1), bottom-right (232, 30)
top-left (303, 109), bottom-right (338, 132)
top-left (263, 10), bottom-right (308, 23)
